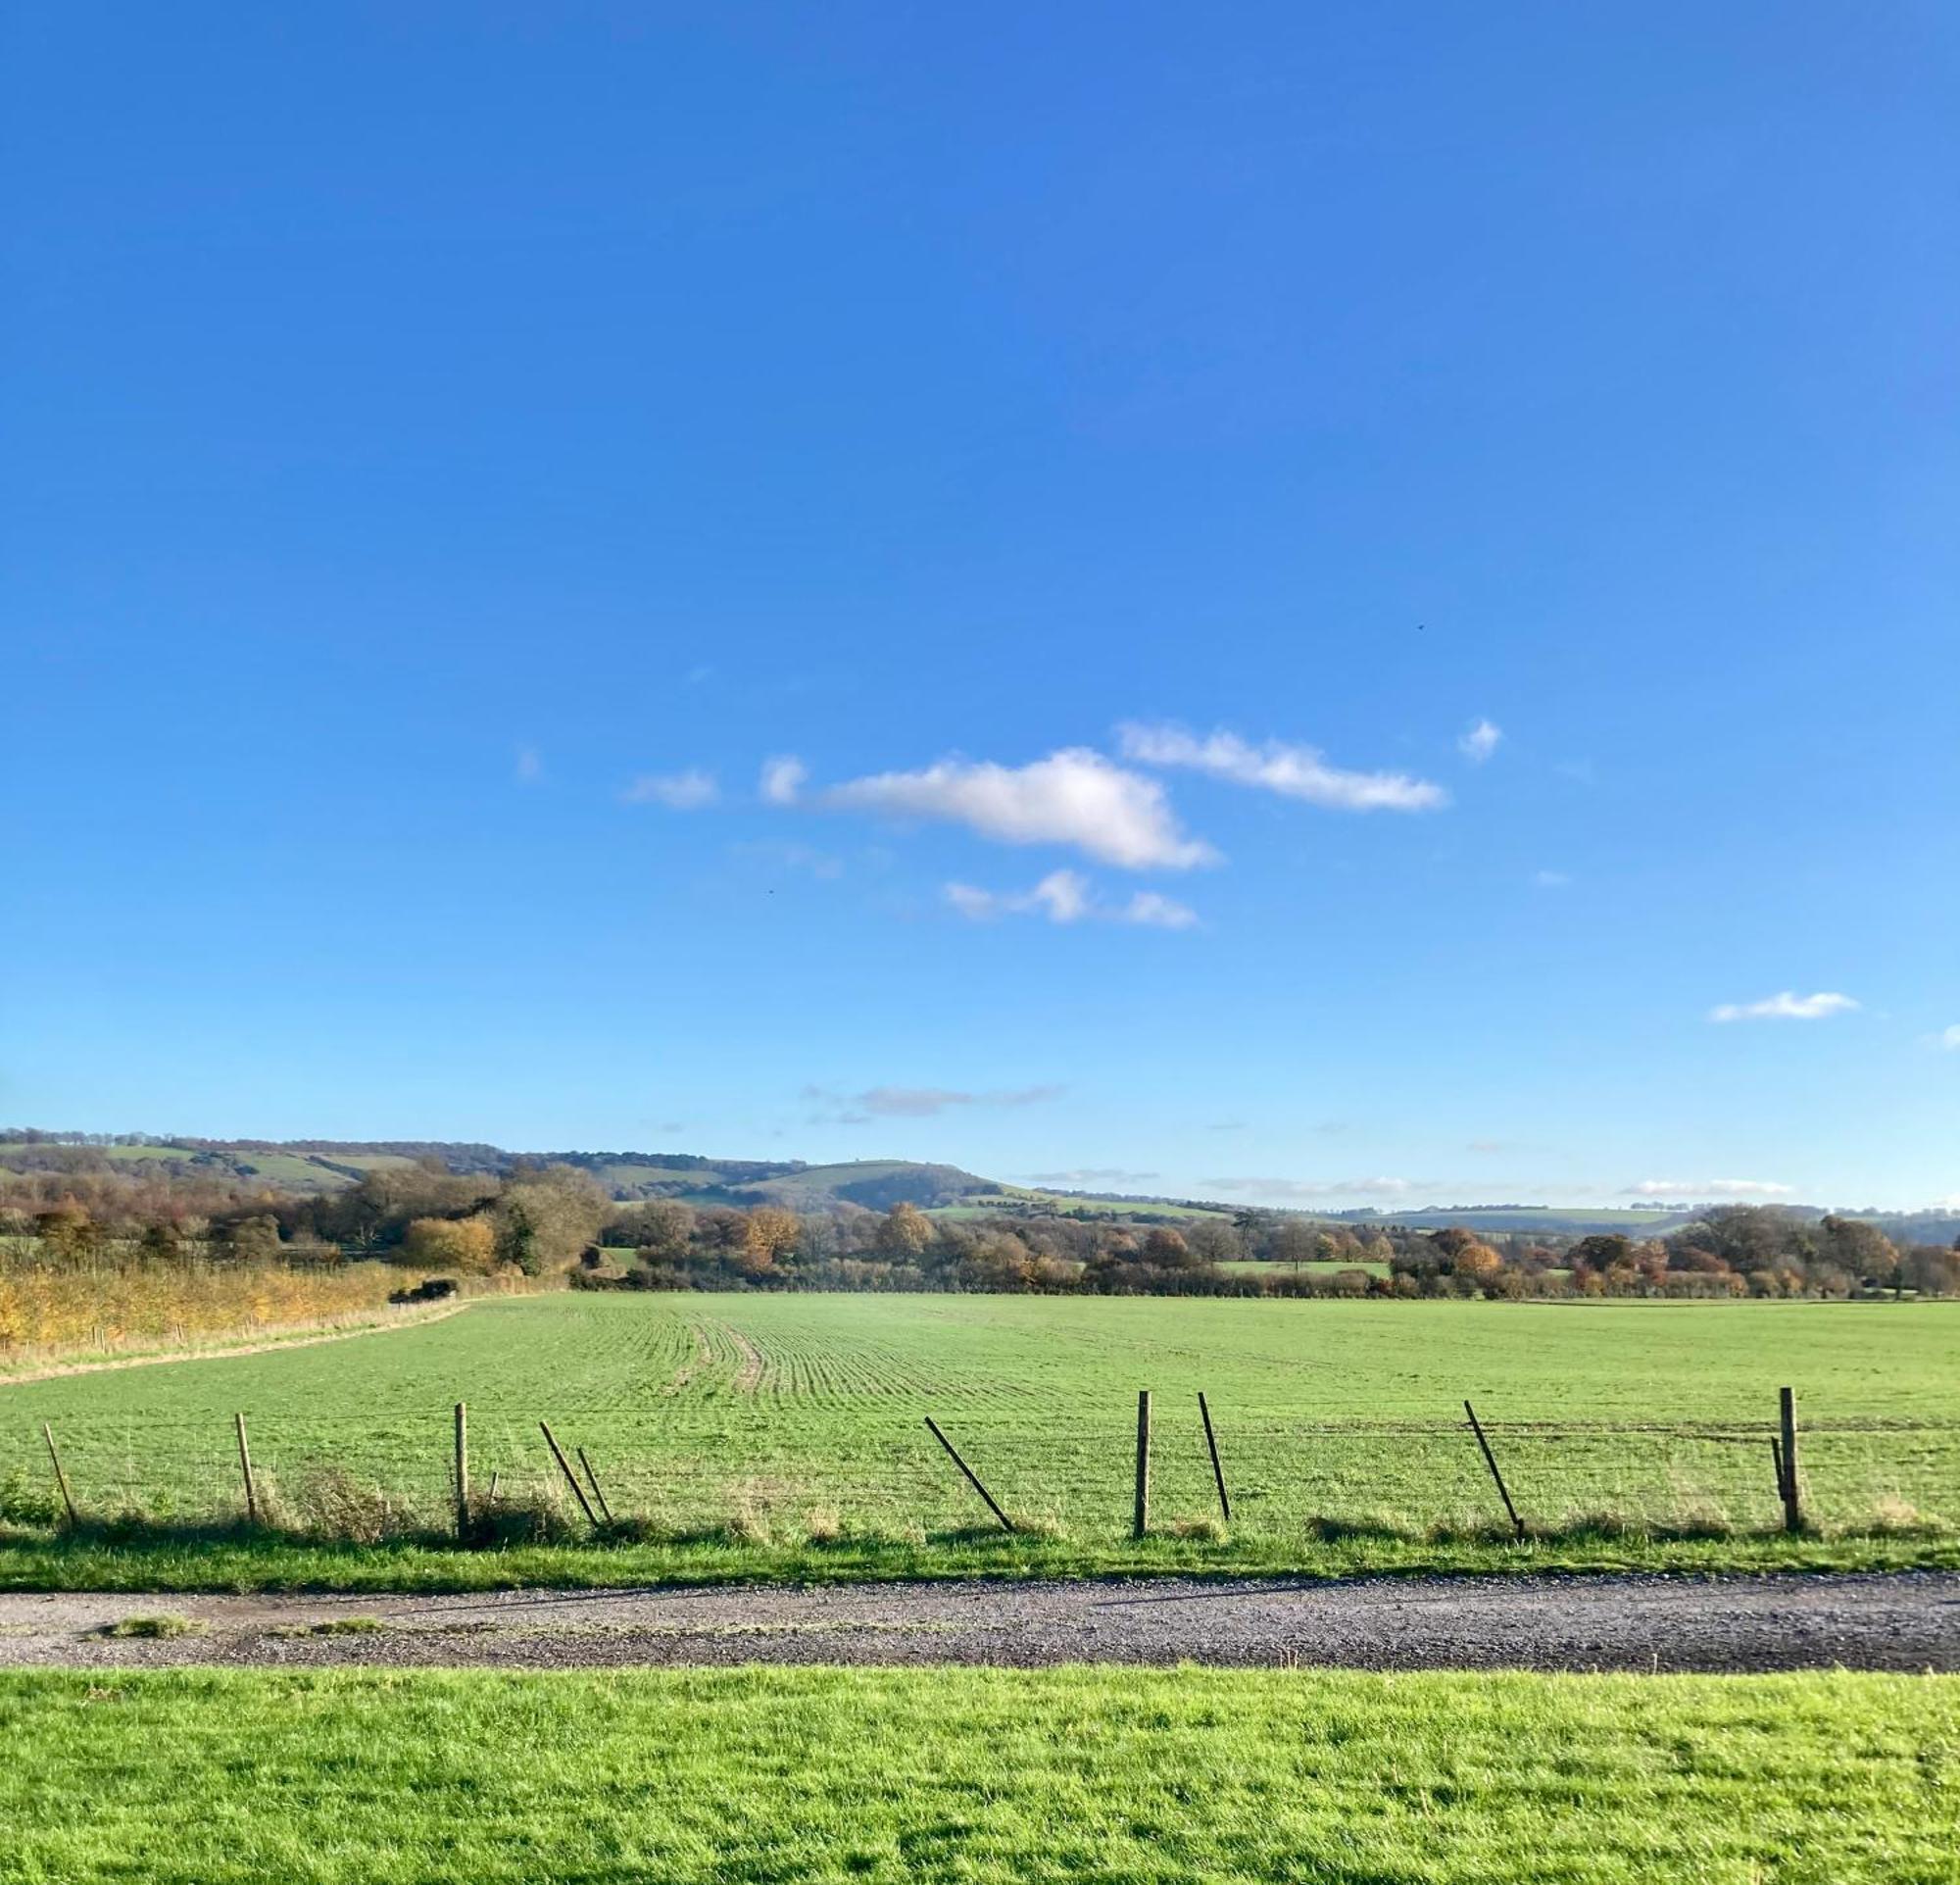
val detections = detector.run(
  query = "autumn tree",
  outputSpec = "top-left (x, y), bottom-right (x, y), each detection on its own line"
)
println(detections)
top-left (875, 1201), bottom-right (933, 1260)
top-left (401, 1215), bottom-right (499, 1274)
top-left (741, 1206), bottom-right (802, 1276)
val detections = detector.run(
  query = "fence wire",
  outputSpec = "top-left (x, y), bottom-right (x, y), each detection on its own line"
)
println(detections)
top-left (6, 1400), bottom-right (1954, 1541)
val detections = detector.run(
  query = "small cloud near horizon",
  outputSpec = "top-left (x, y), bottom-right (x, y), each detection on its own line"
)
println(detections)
top-left (1709, 991), bottom-right (1859, 1023)
top-left (1621, 1178), bottom-right (1794, 1200)
top-left (1203, 1174), bottom-right (1418, 1201)
top-left (803, 1082), bottom-right (1065, 1123)
top-left (1457, 719), bottom-right (1502, 764)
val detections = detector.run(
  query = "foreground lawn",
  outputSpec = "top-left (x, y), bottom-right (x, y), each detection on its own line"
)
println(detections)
top-left (0, 1665), bottom-right (1951, 1883)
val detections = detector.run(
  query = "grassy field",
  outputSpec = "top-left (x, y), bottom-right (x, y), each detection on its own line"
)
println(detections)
top-left (0, 1665), bottom-right (1952, 1882)
top-left (2, 1294), bottom-right (1955, 1589)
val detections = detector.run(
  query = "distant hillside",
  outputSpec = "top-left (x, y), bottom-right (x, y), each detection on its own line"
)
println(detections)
top-left (3, 1132), bottom-right (1948, 1239)
top-left (0, 1134), bottom-right (992, 1212)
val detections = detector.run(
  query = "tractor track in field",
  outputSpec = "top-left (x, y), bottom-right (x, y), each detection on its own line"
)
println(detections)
top-left (2, 1571), bottom-right (1955, 1674)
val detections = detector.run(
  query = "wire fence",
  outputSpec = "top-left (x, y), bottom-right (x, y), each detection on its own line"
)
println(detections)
top-left (8, 1392), bottom-right (1954, 1543)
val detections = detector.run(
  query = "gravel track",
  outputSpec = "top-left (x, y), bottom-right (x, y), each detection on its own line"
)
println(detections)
top-left (2, 1572), bottom-right (1955, 1673)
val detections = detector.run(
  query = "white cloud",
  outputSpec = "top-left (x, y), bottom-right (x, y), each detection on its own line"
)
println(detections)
top-left (1119, 889), bottom-right (1200, 929)
top-left (1937, 1025), bottom-right (1960, 1051)
top-left (804, 1082), bottom-right (1064, 1121)
top-left (1458, 719), bottom-right (1502, 764)
top-left (622, 768), bottom-right (719, 810)
top-left (818, 748), bottom-right (1215, 869)
top-left (1709, 991), bottom-right (1860, 1023)
top-left (1532, 869), bottom-right (1571, 889)
top-left (1118, 723), bottom-right (1446, 813)
top-left (944, 870), bottom-right (1198, 929)
top-left (760, 756), bottom-right (808, 806)
top-left (1621, 1178), bottom-right (1795, 1200)
top-left (514, 745), bottom-right (544, 785)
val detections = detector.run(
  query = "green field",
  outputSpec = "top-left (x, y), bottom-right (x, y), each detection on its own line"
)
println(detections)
top-left (2, 1294), bottom-right (1955, 1590)
top-left (0, 1665), bottom-right (1952, 1883)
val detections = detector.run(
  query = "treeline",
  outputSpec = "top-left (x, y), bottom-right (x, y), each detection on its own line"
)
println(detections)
top-left (5, 1155), bottom-right (1958, 1304)
top-left (595, 1200), bottom-right (1960, 1299)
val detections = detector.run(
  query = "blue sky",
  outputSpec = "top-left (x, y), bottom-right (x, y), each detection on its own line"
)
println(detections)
top-left (5, 3), bottom-right (1956, 1209)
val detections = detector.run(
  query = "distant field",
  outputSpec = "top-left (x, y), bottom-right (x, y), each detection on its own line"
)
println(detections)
top-left (942, 1188), bottom-right (1234, 1220)
top-left (2, 1295), bottom-right (1954, 1591)
top-left (2, 1665), bottom-right (1953, 1884)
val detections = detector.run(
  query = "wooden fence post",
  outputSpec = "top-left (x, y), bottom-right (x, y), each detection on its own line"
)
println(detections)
top-left (234, 1412), bottom-right (259, 1524)
top-left (576, 1447), bottom-right (614, 1524)
top-left (41, 1422), bottom-right (77, 1527)
top-left (1134, 1390), bottom-right (1152, 1539)
top-left (539, 1420), bottom-right (599, 1527)
top-left (1464, 1399), bottom-right (1525, 1539)
top-left (454, 1402), bottom-right (469, 1539)
top-left (1779, 1387), bottom-right (1801, 1533)
top-left (923, 1416), bottom-right (1014, 1532)
top-left (1198, 1392), bottom-right (1231, 1523)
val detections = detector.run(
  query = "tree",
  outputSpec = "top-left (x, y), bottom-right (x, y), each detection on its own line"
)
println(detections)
top-left (401, 1215), bottom-right (499, 1274)
top-left (223, 1215), bottom-right (283, 1264)
top-left (493, 1167), bottom-right (608, 1275)
top-left (634, 1199), bottom-right (696, 1264)
top-left (1818, 1215), bottom-right (1898, 1293)
top-left (741, 1206), bottom-right (802, 1275)
top-left (875, 1202), bottom-right (933, 1260)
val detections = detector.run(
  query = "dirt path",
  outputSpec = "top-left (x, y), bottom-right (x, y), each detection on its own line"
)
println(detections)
top-left (0, 1303), bottom-right (471, 1386)
top-left (2, 1572), bottom-right (1954, 1673)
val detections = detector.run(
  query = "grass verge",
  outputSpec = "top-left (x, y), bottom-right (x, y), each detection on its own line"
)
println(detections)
top-left (0, 1665), bottom-right (1953, 1882)
top-left (1, 1516), bottom-right (1956, 1594)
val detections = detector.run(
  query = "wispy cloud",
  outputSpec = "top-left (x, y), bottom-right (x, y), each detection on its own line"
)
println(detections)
top-left (1936, 1025), bottom-right (1960, 1051)
top-left (1118, 723), bottom-right (1446, 813)
top-left (1621, 1178), bottom-right (1795, 1200)
top-left (1709, 991), bottom-right (1859, 1023)
top-left (944, 870), bottom-right (1198, 929)
top-left (817, 748), bottom-right (1216, 869)
top-left (514, 745), bottom-right (544, 785)
top-left (1023, 1168), bottom-right (1159, 1188)
top-left (760, 756), bottom-right (808, 806)
top-left (1532, 868), bottom-right (1571, 889)
top-left (622, 768), bottom-right (719, 810)
top-left (1457, 719), bottom-right (1502, 764)
top-left (804, 1082), bottom-right (1065, 1123)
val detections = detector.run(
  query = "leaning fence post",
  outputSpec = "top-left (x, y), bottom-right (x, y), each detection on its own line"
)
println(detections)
top-left (923, 1416), bottom-right (1014, 1532)
top-left (1464, 1399), bottom-right (1525, 1539)
top-left (1198, 1392), bottom-right (1231, 1522)
top-left (1779, 1387), bottom-right (1801, 1533)
top-left (576, 1447), bottom-right (614, 1524)
top-left (1134, 1390), bottom-right (1152, 1539)
top-left (41, 1422), bottom-right (77, 1527)
top-left (453, 1402), bottom-right (469, 1539)
top-left (234, 1412), bottom-right (259, 1524)
top-left (539, 1420), bottom-right (599, 1528)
